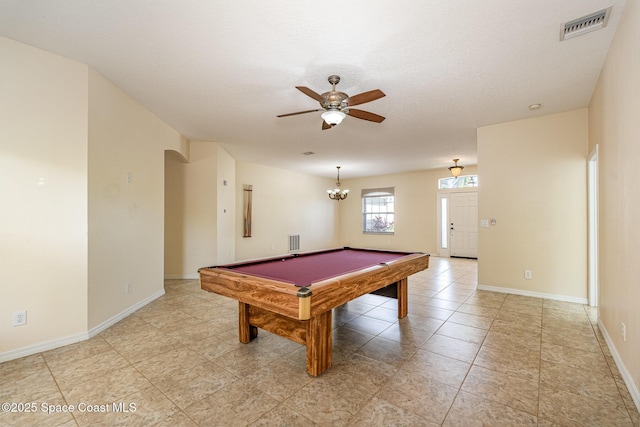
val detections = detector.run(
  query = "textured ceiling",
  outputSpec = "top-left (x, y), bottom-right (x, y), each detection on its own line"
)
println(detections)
top-left (0, 1), bottom-right (627, 178)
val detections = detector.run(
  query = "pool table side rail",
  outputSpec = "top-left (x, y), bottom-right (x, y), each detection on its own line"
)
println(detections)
top-left (307, 252), bottom-right (429, 314)
top-left (199, 252), bottom-right (429, 320)
top-left (199, 268), bottom-right (302, 319)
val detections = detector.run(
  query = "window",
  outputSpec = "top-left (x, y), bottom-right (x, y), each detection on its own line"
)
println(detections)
top-left (438, 175), bottom-right (478, 189)
top-left (440, 197), bottom-right (448, 249)
top-left (362, 187), bottom-right (395, 234)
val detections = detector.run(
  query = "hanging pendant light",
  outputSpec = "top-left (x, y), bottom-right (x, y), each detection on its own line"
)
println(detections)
top-left (327, 166), bottom-right (349, 201)
top-left (448, 159), bottom-right (464, 177)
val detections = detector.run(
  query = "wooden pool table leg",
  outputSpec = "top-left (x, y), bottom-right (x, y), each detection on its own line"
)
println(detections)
top-left (306, 310), bottom-right (332, 376)
top-left (238, 302), bottom-right (258, 343)
top-left (397, 278), bottom-right (408, 318)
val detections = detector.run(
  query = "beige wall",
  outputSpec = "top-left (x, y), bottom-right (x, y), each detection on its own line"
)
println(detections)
top-left (0, 37), bottom-right (89, 355)
top-left (164, 150), bottom-right (188, 277)
top-left (87, 69), bottom-right (187, 329)
top-left (216, 146), bottom-right (236, 264)
top-left (0, 36), bottom-right (188, 359)
top-left (167, 160), bottom-right (474, 268)
top-left (235, 161), bottom-right (340, 261)
top-left (589, 0), bottom-right (640, 407)
top-left (477, 109), bottom-right (588, 302)
top-left (164, 142), bottom-right (235, 278)
top-left (164, 141), bottom-right (217, 278)
top-left (340, 167), bottom-right (477, 254)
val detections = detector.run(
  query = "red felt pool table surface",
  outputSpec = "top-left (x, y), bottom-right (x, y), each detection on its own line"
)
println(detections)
top-left (199, 247), bottom-right (430, 376)
top-left (213, 247), bottom-right (410, 287)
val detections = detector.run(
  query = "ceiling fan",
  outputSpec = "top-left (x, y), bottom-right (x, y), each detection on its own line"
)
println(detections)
top-left (277, 75), bottom-right (385, 130)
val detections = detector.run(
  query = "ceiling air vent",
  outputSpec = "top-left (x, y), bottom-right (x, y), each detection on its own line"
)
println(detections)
top-left (561, 7), bottom-right (611, 41)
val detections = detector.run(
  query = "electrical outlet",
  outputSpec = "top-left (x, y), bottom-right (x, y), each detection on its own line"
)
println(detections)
top-left (13, 310), bottom-right (27, 326)
top-left (126, 282), bottom-right (132, 294)
top-left (621, 322), bottom-right (626, 341)
top-left (524, 270), bottom-right (532, 280)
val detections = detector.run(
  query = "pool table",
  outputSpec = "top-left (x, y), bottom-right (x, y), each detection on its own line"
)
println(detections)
top-left (198, 247), bottom-right (429, 376)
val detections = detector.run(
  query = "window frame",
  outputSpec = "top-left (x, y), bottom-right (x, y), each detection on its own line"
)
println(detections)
top-left (361, 187), bottom-right (395, 235)
top-left (438, 175), bottom-right (478, 189)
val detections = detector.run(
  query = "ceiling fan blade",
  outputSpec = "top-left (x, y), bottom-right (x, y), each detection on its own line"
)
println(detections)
top-left (322, 120), bottom-right (332, 130)
top-left (277, 109), bottom-right (322, 118)
top-left (346, 108), bottom-right (385, 123)
top-left (346, 89), bottom-right (385, 106)
top-left (296, 86), bottom-right (325, 102)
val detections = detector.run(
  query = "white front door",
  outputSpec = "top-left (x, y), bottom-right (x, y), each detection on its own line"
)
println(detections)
top-left (450, 192), bottom-right (478, 258)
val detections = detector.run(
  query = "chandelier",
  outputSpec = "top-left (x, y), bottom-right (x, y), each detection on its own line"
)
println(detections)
top-left (448, 159), bottom-right (464, 177)
top-left (327, 166), bottom-right (349, 201)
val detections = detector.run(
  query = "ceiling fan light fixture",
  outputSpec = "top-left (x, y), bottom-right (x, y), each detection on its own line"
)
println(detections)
top-left (321, 110), bottom-right (346, 126)
top-left (278, 75), bottom-right (385, 129)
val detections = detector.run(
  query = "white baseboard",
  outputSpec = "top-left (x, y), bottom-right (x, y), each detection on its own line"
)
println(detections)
top-left (598, 319), bottom-right (640, 412)
top-left (164, 274), bottom-right (198, 280)
top-left (0, 289), bottom-right (165, 364)
top-left (88, 288), bottom-right (165, 338)
top-left (477, 284), bottom-right (588, 305)
top-left (0, 332), bottom-right (90, 363)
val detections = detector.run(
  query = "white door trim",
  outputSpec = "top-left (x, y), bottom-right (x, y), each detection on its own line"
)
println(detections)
top-left (588, 145), bottom-right (599, 307)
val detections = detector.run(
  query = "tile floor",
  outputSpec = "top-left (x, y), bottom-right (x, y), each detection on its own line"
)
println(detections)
top-left (1, 257), bottom-right (638, 426)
